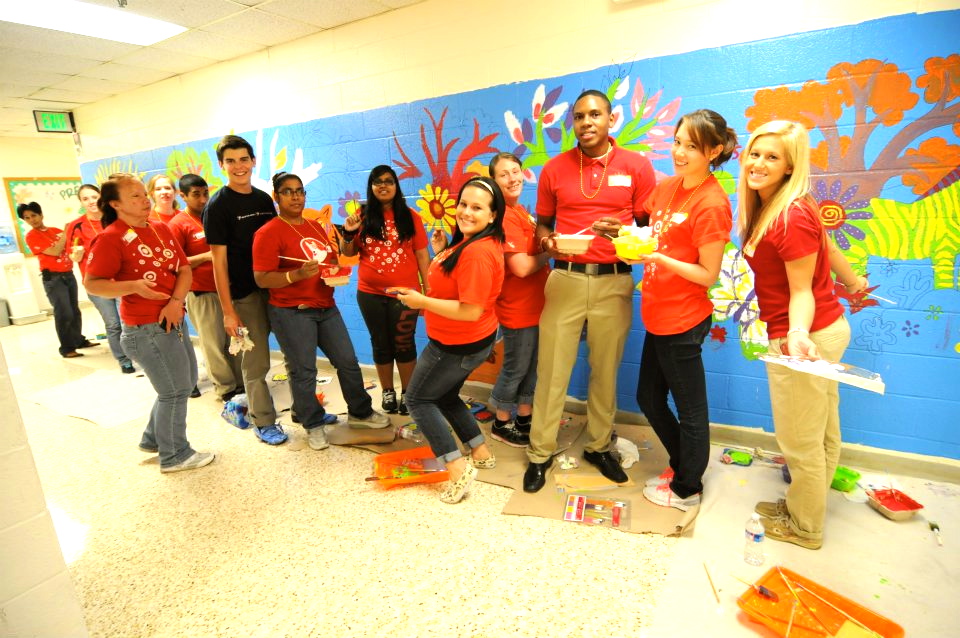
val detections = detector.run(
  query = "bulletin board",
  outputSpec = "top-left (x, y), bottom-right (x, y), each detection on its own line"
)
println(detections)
top-left (4, 177), bottom-right (83, 257)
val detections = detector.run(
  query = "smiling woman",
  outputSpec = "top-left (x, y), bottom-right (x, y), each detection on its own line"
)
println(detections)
top-left (393, 177), bottom-right (506, 504)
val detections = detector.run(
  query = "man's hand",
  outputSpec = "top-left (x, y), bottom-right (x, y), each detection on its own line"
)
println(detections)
top-left (592, 216), bottom-right (623, 240)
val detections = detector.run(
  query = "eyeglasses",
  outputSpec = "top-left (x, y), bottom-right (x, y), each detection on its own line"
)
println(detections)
top-left (278, 188), bottom-right (306, 197)
top-left (372, 178), bottom-right (396, 187)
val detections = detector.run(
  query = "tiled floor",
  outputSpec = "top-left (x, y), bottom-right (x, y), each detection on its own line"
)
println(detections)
top-left (3, 307), bottom-right (957, 637)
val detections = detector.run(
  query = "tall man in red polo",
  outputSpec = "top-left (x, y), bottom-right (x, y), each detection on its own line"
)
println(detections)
top-left (523, 89), bottom-right (656, 492)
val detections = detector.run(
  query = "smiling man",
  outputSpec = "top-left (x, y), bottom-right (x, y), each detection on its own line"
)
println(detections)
top-left (203, 134), bottom-right (287, 446)
top-left (523, 89), bottom-right (656, 492)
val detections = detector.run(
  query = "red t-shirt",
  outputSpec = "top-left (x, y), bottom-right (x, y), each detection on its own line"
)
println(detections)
top-left (252, 216), bottom-right (338, 308)
top-left (536, 138), bottom-right (655, 264)
top-left (84, 220), bottom-right (188, 326)
top-left (639, 175), bottom-right (732, 335)
top-left (744, 198), bottom-right (844, 339)
top-left (356, 208), bottom-right (428, 296)
top-left (26, 227), bottom-right (73, 273)
top-left (168, 211), bottom-right (215, 292)
top-left (64, 214), bottom-right (103, 276)
top-left (496, 204), bottom-right (549, 329)
top-left (425, 237), bottom-right (503, 345)
top-left (149, 209), bottom-right (177, 225)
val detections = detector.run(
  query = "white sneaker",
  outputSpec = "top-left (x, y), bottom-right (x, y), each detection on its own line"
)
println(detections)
top-left (348, 410), bottom-right (391, 429)
top-left (307, 426), bottom-right (329, 450)
top-left (645, 467), bottom-right (674, 487)
top-left (161, 451), bottom-right (216, 473)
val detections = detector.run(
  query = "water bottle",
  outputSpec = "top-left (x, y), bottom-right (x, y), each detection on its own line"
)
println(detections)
top-left (398, 424), bottom-right (424, 444)
top-left (744, 513), bottom-right (765, 565)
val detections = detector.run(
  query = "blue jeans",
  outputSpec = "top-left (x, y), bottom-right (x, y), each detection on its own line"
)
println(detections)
top-left (121, 322), bottom-right (198, 468)
top-left (636, 315), bottom-right (712, 499)
top-left (42, 271), bottom-right (84, 355)
top-left (267, 305), bottom-right (372, 429)
top-left (405, 339), bottom-right (493, 463)
top-left (490, 325), bottom-right (539, 413)
top-left (88, 293), bottom-right (131, 366)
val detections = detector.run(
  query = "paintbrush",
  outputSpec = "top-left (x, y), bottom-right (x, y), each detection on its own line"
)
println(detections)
top-left (280, 255), bottom-right (312, 263)
top-left (732, 574), bottom-right (779, 602)
top-left (930, 521), bottom-right (943, 546)
top-left (795, 583), bottom-right (882, 637)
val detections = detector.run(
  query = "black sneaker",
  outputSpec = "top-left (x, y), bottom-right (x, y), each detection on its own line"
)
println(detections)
top-left (190, 385), bottom-right (201, 398)
top-left (514, 418), bottom-right (531, 435)
top-left (382, 388), bottom-right (398, 413)
top-left (398, 392), bottom-right (408, 416)
top-left (490, 422), bottom-right (529, 448)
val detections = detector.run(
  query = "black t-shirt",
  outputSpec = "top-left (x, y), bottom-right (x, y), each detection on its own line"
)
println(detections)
top-left (203, 185), bottom-right (276, 300)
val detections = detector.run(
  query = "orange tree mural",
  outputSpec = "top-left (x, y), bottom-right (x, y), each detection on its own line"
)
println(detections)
top-left (745, 55), bottom-right (960, 289)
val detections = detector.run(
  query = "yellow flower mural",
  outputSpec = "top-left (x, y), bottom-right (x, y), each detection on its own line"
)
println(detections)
top-left (416, 184), bottom-right (456, 233)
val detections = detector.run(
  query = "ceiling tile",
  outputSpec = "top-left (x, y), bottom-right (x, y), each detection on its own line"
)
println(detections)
top-left (0, 22), bottom-right (137, 61)
top-left (0, 47), bottom-right (101, 76)
top-left (78, 62), bottom-right (175, 85)
top-left (258, 0), bottom-right (391, 29)
top-left (0, 97), bottom-right (82, 110)
top-left (0, 108), bottom-right (34, 125)
top-left (0, 64), bottom-right (72, 88)
top-left (202, 9), bottom-right (320, 47)
top-left (51, 76), bottom-right (140, 95)
top-left (77, 0), bottom-right (247, 29)
top-left (152, 29), bottom-right (265, 61)
top-left (0, 84), bottom-right (37, 99)
top-left (112, 48), bottom-right (218, 75)
top-left (380, 0), bottom-right (427, 7)
top-left (31, 88), bottom-right (110, 103)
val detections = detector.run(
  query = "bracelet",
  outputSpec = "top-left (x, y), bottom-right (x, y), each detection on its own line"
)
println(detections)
top-left (285, 271), bottom-right (294, 284)
top-left (787, 328), bottom-right (809, 336)
top-left (170, 296), bottom-right (184, 304)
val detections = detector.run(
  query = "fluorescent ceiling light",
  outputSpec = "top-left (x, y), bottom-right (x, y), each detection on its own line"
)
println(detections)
top-left (0, 0), bottom-right (187, 46)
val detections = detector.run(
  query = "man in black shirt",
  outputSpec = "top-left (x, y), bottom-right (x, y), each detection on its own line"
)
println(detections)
top-left (204, 134), bottom-right (287, 445)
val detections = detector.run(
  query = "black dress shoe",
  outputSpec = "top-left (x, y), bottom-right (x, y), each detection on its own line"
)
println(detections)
top-left (583, 449), bottom-right (628, 483)
top-left (190, 385), bottom-right (202, 398)
top-left (523, 459), bottom-right (552, 493)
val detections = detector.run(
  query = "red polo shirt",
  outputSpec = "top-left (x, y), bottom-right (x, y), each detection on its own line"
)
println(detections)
top-left (26, 227), bottom-right (72, 273)
top-left (425, 237), bottom-right (503, 345)
top-left (639, 175), bottom-right (732, 335)
top-left (744, 198), bottom-right (844, 339)
top-left (64, 214), bottom-right (103, 276)
top-left (496, 204), bottom-right (549, 329)
top-left (252, 216), bottom-right (338, 309)
top-left (168, 211), bottom-right (215, 292)
top-left (84, 220), bottom-right (187, 326)
top-left (536, 137), bottom-right (655, 264)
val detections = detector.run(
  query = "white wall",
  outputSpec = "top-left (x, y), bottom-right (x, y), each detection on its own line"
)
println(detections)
top-left (73, 0), bottom-right (959, 161)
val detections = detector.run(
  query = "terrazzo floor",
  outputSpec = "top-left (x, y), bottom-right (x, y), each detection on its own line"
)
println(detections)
top-left (4, 307), bottom-right (958, 637)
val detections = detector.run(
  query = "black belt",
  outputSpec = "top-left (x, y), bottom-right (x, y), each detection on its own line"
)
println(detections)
top-left (553, 260), bottom-right (632, 276)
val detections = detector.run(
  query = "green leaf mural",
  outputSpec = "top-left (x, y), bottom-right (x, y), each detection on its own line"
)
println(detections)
top-left (164, 147), bottom-right (223, 190)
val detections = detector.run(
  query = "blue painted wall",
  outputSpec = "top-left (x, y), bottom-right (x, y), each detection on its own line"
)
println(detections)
top-left (81, 11), bottom-right (960, 459)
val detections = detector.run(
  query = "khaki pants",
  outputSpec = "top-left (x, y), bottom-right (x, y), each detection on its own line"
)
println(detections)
top-left (766, 315), bottom-right (850, 539)
top-left (233, 290), bottom-right (277, 427)
top-left (186, 291), bottom-right (243, 399)
top-left (527, 269), bottom-right (634, 463)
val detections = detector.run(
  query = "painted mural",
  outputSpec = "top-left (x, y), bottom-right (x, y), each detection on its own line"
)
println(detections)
top-left (80, 12), bottom-right (960, 458)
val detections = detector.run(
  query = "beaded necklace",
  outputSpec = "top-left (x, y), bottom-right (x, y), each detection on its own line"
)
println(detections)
top-left (664, 173), bottom-right (712, 215)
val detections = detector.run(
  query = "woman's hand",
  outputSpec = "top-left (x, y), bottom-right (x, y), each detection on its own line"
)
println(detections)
top-left (786, 331), bottom-right (820, 360)
top-left (158, 298), bottom-right (185, 332)
top-left (618, 251), bottom-right (661, 266)
top-left (344, 213), bottom-right (363, 233)
top-left (130, 279), bottom-right (169, 300)
top-left (430, 230), bottom-right (448, 255)
top-left (843, 275), bottom-right (869, 295)
top-left (391, 287), bottom-right (427, 310)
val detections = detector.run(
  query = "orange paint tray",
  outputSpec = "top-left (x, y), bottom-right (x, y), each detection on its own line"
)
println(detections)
top-left (370, 446), bottom-right (449, 489)
top-left (737, 566), bottom-right (903, 638)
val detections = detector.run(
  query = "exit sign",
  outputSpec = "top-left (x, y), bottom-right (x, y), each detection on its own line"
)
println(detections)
top-left (33, 110), bottom-right (75, 133)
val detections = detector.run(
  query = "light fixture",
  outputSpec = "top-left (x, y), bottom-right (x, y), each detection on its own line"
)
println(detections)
top-left (0, 0), bottom-right (187, 47)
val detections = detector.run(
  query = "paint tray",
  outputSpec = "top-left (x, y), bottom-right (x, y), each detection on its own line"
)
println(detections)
top-left (370, 446), bottom-right (449, 489)
top-left (737, 566), bottom-right (903, 638)
top-left (866, 488), bottom-right (923, 521)
top-left (830, 466), bottom-right (861, 492)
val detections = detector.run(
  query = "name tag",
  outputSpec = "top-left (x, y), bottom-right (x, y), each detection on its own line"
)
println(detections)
top-left (608, 174), bottom-right (632, 187)
top-left (671, 213), bottom-right (688, 224)
top-left (193, 231), bottom-right (206, 240)
top-left (122, 228), bottom-right (137, 244)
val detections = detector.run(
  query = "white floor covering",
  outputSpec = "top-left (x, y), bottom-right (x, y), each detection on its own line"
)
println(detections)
top-left (3, 307), bottom-right (957, 637)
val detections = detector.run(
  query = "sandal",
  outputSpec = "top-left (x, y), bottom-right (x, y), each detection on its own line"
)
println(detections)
top-left (468, 453), bottom-right (496, 469)
top-left (439, 463), bottom-right (477, 504)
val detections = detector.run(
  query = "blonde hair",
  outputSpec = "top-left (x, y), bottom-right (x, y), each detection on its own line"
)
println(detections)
top-left (736, 120), bottom-right (815, 249)
top-left (146, 174), bottom-right (180, 210)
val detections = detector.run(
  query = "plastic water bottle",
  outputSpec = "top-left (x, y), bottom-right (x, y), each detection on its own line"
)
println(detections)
top-left (744, 513), bottom-right (765, 566)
